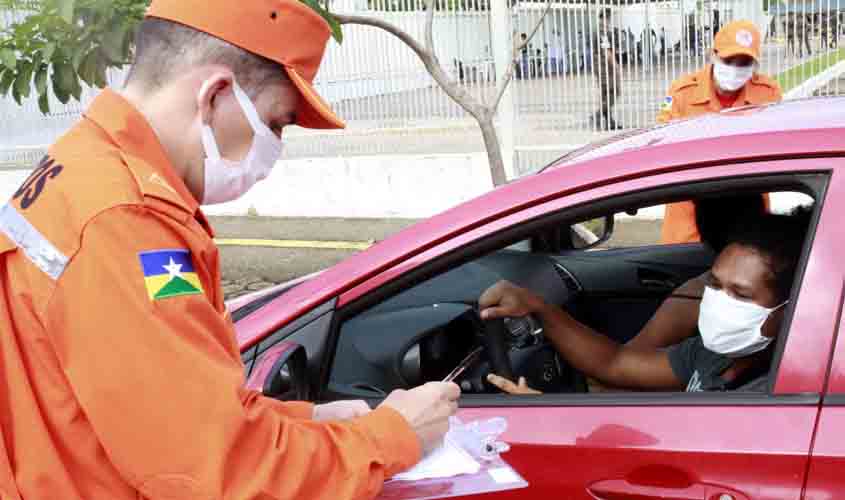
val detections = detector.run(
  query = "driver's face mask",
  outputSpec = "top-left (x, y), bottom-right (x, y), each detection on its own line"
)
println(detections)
top-left (698, 286), bottom-right (787, 358)
top-left (199, 80), bottom-right (283, 205)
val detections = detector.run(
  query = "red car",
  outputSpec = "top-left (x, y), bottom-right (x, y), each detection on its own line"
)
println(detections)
top-left (231, 97), bottom-right (845, 499)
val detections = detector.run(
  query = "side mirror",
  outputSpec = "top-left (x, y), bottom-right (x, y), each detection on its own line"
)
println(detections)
top-left (245, 341), bottom-right (309, 401)
top-left (569, 215), bottom-right (614, 250)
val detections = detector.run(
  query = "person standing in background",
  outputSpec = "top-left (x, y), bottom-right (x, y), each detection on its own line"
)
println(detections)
top-left (591, 9), bottom-right (623, 130)
top-left (658, 21), bottom-right (782, 244)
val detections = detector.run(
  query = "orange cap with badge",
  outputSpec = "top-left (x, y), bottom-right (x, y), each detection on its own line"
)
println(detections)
top-left (146, 0), bottom-right (345, 129)
top-left (713, 20), bottom-right (761, 61)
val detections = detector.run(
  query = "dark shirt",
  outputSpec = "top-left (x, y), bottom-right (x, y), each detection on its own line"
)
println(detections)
top-left (667, 336), bottom-right (769, 392)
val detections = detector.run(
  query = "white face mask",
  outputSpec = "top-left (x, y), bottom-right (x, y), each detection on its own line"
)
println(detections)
top-left (712, 59), bottom-right (754, 93)
top-left (698, 286), bottom-right (786, 358)
top-left (200, 81), bottom-right (283, 205)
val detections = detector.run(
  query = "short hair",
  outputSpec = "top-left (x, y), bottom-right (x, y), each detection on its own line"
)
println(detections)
top-left (728, 205), bottom-right (812, 302)
top-left (125, 18), bottom-right (286, 98)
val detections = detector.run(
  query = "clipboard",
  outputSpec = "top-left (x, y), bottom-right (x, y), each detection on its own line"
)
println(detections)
top-left (377, 457), bottom-right (528, 500)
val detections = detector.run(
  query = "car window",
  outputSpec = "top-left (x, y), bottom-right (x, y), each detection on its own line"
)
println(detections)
top-left (327, 182), bottom-right (819, 403)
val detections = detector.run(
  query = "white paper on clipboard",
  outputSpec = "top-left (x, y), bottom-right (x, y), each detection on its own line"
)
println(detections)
top-left (391, 436), bottom-right (481, 481)
top-left (377, 457), bottom-right (528, 500)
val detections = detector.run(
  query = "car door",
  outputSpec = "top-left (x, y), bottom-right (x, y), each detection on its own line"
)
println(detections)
top-left (329, 159), bottom-right (840, 500)
top-left (804, 288), bottom-right (845, 498)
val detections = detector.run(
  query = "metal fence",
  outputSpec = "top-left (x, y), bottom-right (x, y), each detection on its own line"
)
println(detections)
top-left (2, 0), bottom-right (844, 175)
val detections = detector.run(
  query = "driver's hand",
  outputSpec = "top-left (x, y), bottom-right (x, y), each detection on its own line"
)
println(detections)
top-left (479, 280), bottom-right (546, 320)
top-left (487, 374), bottom-right (543, 395)
top-left (313, 400), bottom-right (372, 421)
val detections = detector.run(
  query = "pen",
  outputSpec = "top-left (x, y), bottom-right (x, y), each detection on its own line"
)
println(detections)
top-left (443, 346), bottom-right (484, 383)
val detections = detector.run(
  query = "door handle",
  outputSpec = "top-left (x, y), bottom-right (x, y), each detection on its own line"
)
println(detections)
top-left (588, 478), bottom-right (749, 500)
top-left (589, 478), bottom-right (704, 499)
top-left (637, 268), bottom-right (679, 290)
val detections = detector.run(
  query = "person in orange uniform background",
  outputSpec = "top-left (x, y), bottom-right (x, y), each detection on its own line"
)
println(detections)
top-left (0, 1), bottom-right (460, 499)
top-left (658, 20), bottom-right (782, 244)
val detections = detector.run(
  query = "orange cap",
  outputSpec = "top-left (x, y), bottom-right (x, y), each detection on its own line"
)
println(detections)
top-left (713, 20), bottom-right (761, 61)
top-left (146, 0), bottom-right (345, 129)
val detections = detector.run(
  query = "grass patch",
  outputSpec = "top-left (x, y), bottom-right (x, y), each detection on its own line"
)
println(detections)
top-left (776, 48), bottom-right (845, 92)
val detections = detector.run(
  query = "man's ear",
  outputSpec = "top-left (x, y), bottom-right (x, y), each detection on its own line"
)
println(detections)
top-left (197, 72), bottom-right (234, 126)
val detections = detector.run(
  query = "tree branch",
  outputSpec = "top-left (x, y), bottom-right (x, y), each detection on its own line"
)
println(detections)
top-left (491, 0), bottom-right (552, 111)
top-left (424, 0), bottom-right (435, 55)
top-left (335, 12), bottom-right (486, 120)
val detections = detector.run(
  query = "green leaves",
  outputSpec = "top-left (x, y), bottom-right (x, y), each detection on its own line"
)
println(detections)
top-left (52, 60), bottom-right (74, 104)
top-left (58, 0), bottom-right (76, 24)
top-left (77, 48), bottom-right (106, 88)
top-left (0, 69), bottom-right (15, 97)
top-left (1, 0), bottom-right (347, 115)
top-left (34, 64), bottom-right (48, 96)
top-left (299, 0), bottom-right (343, 44)
top-left (100, 21), bottom-right (129, 63)
top-left (38, 91), bottom-right (50, 114)
top-left (0, 49), bottom-right (16, 71)
top-left (13, 60), bottom-right (33, 103)
top-left (0, 0), bottom-right (149, 113)
top-left (42, 43), bottom-right (56, 63)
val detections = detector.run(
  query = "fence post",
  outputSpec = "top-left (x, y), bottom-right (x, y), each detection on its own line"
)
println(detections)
top-left (490, 0), bottom-right (516, 181)
top-left (733, 0), bottom-right (766, 32)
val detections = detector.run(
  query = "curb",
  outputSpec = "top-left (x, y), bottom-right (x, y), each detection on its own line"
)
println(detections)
top-left (214, 238), bottom-right (373, 251)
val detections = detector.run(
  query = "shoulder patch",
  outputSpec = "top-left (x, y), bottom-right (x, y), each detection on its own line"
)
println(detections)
top-left (139, 249), bottom-right (204, 301)
top-left (660, 95), bottom-right (674, 111)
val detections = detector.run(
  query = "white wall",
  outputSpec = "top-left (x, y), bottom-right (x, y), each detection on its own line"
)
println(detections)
top-left (201, 154), bottom-right (494, 218)
top-left (0, 154), bottom-right (811, 220)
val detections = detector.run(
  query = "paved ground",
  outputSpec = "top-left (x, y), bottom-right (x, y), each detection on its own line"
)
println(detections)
top-left (215, 215), bottom-right (663, 300)
top-left (215, 216), bottom-right (418, 298)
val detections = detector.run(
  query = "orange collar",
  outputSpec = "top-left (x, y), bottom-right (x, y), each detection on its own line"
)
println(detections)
top-left (84, 89), bottom-right (200, 216)
top-left (691, 64), bottom-right (770, 108)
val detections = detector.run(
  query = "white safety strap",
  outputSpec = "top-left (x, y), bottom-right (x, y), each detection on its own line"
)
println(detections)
top-left (0, 203), bottom-right (68, 280)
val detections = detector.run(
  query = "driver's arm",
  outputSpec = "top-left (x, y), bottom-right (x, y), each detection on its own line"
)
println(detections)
top-left (625, 273), bottom-right (706, 350)
top-left (479, 281), bottom-right (684, 391)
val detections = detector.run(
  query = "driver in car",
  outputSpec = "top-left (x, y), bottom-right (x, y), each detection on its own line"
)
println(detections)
top-left (479, 207), bottom-right (810, 394)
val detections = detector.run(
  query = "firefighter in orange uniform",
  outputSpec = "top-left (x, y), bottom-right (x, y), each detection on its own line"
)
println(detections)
top-left (658, 20), bottom-right (782, 244)
top-left (0, 1), bottom-right (459, 499)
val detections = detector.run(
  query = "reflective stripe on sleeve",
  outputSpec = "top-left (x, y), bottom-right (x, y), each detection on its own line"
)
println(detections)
top-left (0, 203), bottom-right (68, 280)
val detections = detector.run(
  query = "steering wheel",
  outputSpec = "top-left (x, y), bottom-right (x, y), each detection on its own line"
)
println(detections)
top-left (475, 313), bottom-right (588, 394)
top-left (477, 317), bottom-right (516, 382)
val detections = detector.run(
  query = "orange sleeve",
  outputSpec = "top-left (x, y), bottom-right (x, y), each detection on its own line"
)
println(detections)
top-left (656, 101), bottom-right (673, 124)
top-left (656, 88), bottom-right (683, 124)
top-left (660, 201), bottom-right (701, 244)
top-left (44, 206), bottom-right (420, 500)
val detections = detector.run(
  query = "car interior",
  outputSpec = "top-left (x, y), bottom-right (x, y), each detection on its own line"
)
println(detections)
top-left (325, 182), bottom-right (820, 400)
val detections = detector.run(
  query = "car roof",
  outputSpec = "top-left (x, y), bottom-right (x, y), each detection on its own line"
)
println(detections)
top-left (547, 96), bottom-right (845, 170)
top-left (236, 96), bottom-right (845, 348)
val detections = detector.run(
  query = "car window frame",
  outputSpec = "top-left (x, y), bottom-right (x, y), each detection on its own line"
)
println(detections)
top-left (319, 168), bottom-right (831, 406)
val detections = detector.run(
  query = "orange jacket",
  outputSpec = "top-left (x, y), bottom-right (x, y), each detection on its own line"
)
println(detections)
top-left (0, 90), bottom-right (419, 500)
top-left (657, 64), bottom-right (781, 244)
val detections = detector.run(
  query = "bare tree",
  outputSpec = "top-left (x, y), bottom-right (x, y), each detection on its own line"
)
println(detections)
top-left (2, 0), bottom-right (552, 185)
top-left (335, 0), bottom-right (553, 186)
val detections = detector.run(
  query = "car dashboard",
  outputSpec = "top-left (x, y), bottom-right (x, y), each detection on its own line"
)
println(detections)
top-left (330, 250), bottom-right (583, 395)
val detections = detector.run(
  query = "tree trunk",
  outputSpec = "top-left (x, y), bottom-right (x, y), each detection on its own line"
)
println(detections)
top-left (478, 116), bottom-right (508, 186)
